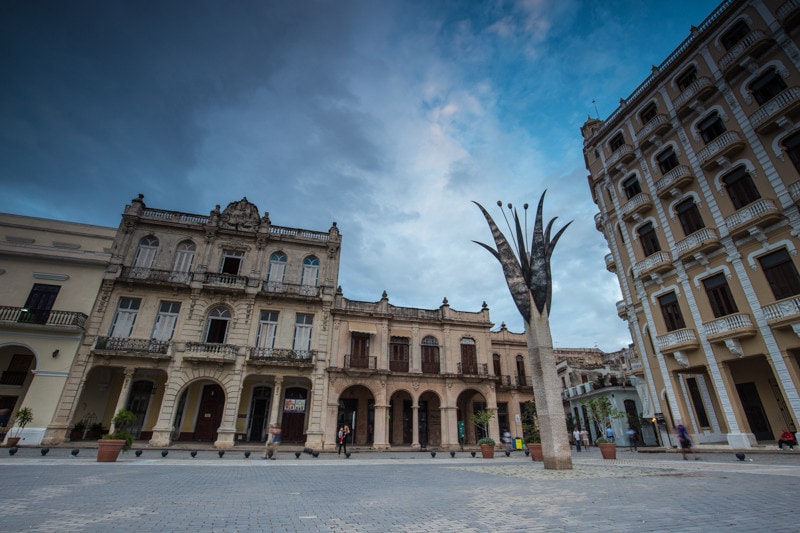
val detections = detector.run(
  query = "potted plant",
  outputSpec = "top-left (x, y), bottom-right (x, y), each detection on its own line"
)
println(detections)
top-left (471, 409), bottom-right (496, 459)
top-left (70, 420), bottom-right (86, 441)
top-left (521, 400), bottom-right (543, 461)
top-left (595, 437), bottom-right (616, 459)
top-left (6, 407), bottom-right (33, 447)
top-left (97, 409), bottom-right (136, 462)
top-left (87, 422), bottom-right (104, 440)
top-left (581, 396), bottom-right (623, 459)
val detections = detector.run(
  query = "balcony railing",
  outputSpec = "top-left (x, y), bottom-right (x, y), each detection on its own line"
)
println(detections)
top-left (697, 131), bottom-right (745, 168)
top-left (457, 362), bottom-right (488, 376)
top-left (655, 328), bottom-right (699, 352)
top-left (778, 0), bottom-right (800, 26)
top-left (261, 281), bottom-right (321, 298)
top-left (421, 362), bottom-right (440, 374)
top-left (605, 253), bottom-right (616, 272)
top-left (345, 354), bottom-right (376, 369)
top-left (495, 375), bottom-right (512, 386)
top-left (248, 347), bottom-right (314, 363)
top-left (0, 371), bottom-right (27, 386)
top-left (674, 228), bottom-right (721, 260)
top-left (95, 336), bottom-right (170, 355)
top-left (0, 306), bottom-right (88, 329)
top-left (515, 375), bottom-right (531, 387)
top-left (389, 359), bottom-right (410, 373)
top-left (633, 251), bottom-right (672, 278)
top-left (198, 272), bottom-right (249, 289)
top-left (672, 76), bottom-right (716, 112)
top-left (761, 296), bottom-right (800, 326)
top-left (749, 86), bottom-right (800, 132)
top-left (654, 165), bottom-right (693, 197)
top-left (635, 113), bottom-right (671, 146)
top-left (606, 144), bottom-right (635, 169)
top-left (620, 192), bottom-right (653, 221)
top-left (724, 198), bottom-right (781, 237)
top-left (119, 267), bottom-right (192, 285)
top-left (616, 300), bottom-right (627, 318)
top-left (718, 30), bottom-right (771, 75)
top-left (702, 313), bottom-right (756, 340)
top-left (184, 342), bottom-right (240, 360)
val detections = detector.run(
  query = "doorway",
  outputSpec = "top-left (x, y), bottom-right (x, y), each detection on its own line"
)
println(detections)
top-left (736, 382), bottom-right (773, 441)
top-left (194, 383), bottom-right (224, 441)
top-left (247, 386), bottom-right (271, 442)
top-left (280, 387), bottom-right (308, 443)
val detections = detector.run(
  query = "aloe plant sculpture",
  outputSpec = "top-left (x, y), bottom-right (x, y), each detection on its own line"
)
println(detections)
top-left (474, 192), bottom-right (573, 470)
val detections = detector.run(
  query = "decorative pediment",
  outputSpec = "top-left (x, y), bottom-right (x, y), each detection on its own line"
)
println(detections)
top-left (218, 198), bottom-right (262, 231)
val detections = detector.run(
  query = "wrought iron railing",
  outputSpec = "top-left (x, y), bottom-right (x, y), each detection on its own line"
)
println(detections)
top-left (0, 306), bottom-right (87, 328)
top-left (95, 336), bottom-right (170, 354)
top-left (345, 354), bottom-right (376, 369)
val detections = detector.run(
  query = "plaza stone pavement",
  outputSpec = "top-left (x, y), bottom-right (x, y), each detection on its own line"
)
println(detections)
top-left (1, 446), bottom-right (799, 532)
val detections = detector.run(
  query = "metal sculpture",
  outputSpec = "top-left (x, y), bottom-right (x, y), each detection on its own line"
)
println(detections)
top-left (474, 191), bottom-right (573, 470)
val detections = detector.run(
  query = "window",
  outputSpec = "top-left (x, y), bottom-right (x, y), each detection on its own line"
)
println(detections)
top-left (638, 222), bottom-right (661, 257)
top-left (256, 310), bottom-right (279, 349)
top-left (460, 338), bottom-right (478, 374)
top-left (759, 248), bottom-right (800, 300)
top-left (656, 147), bottom-right (679, 175)
top-left (676, 66), bottom-right (697, 92)
top-left (622, 175), bottom-right (642, 199)
top-left (220, 250), bottom-right (243, 275)
top-left (721, 19), bottom-right (750, 51)
top-left (784, 131), bottom-right (800, 172)
top-left (609, 133), bottom-right (625, 151)
top-left (703, 273), bottom-right (739, 318)
top-left (421, 336), bottom-right (440, 374)
top-left (133, 236), bottom-right (158, 270)
top-left (617, 224), bottom-right (626, 244)
top-left (675, 198), bottom-right (705, 236)
top-left (492, 354), bottom-right (501, 377)
top-left (723, 167), bottom-right (760, 209)
top-left (293, 313), bottom-right (314, 353)
top-left (390, 337), bottom-right (410, 372)
top-left (267, 252), bottom-right (287, 288)
top-left (20, 283), bottom-right (60, 324)
top-left (698, 113), bottom-right (726, 144)
top-left (204, 306), bottom-right (231, 343)
top-left (686, 377), bottom-right (711, 427)
top-left (750, 68), bottom-right (787, 105)
top-left (658, 292), bottom-right (686, 331)
top-left (301, 256), bottom-right (319, 295)
top-left (516, 355), bottom-right (527, 387)
top-left (152, 301), bottom-right (181, 341)
top-left (173, 241), bottom-right (195, 274)
top-left (640, 103), bottom-right (657, 124)
top-left (109, 297), bottom-right (141, 337)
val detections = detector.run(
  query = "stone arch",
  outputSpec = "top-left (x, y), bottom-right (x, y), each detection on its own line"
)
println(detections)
top-left (337, 384), bottom-right (375, 447)
top-left (456, 388), bottom-right (490, 445)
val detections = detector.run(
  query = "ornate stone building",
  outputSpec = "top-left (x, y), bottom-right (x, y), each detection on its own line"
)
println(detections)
top-left (43, 195), bottom-right (341, 448)
top-left (0, 213), bottom-right (115, 445)
top-left (582, 0), bottom-right (800, 448)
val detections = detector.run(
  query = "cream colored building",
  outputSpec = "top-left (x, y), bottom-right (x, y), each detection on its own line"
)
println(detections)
top-left (582, 0), bottom-right (800, 448)
top-left (43, 195), bottom-right (341, 449)
top-left (0, 213), bottom-right (115, 445)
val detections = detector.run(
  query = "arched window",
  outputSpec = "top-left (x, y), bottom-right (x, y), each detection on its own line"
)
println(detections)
top-left (637, 222), bottom-right (661, 257)
top-left (460, 337), bottom-right (477, 375)
top-left (675, 198), bottom-right (705, 236)
top-left (516, 355), bottom-right (527, 386)
top-left (749, 68), bottom-right (787, 105)
top-left (698, 112), bottom-right (726, 144)
top-left (204, 306), bottom-right (231, 343)
top-left (782, 131), bottom-right (800, 172)
top-left (266, 252), bottom-right (287, 290)
top-left (172, 240), bottom-right (195, 283)
top-left (133, 236), bottom-right (159, 271)
top-left (722, 166), bottom-right (760, 209)
top-left (301, 255), bottom-right (320, 292)
top-left (421, 336), bottom-right (440, 374)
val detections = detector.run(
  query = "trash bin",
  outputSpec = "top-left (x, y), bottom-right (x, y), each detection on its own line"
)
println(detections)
top-left (514, 438), bottom-right (523, 450)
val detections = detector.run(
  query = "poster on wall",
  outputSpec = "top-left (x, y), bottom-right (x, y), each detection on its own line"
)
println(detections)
top-left (284, 399), bottom-right (306, 412)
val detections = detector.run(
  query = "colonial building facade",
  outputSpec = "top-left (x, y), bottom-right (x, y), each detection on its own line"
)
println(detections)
top-left (0, 213), bottom-right (115, 445)
top-left (582, 0), bottom-right (800, 448)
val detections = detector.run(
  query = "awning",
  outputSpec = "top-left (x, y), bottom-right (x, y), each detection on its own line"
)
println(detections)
top-left (389, 329), bottom-right (412, 339)
top-left (348, 322), bottom-right (377, 334)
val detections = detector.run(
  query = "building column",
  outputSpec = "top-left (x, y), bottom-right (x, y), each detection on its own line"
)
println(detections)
top-left (441, 406), bottom-right (457, 448)
top-left (373, 404), bottom-right (389, 450)
top-left (411, 403), bottom-right (420, 449)
top-left (109, 368), bottom-right (135, 433)
top-left (716, 362), bottom-right (756, 448)
top-left (268, 377), bottom-right (284, 426)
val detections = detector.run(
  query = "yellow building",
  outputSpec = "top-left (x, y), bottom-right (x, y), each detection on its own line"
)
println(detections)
top-left (582, 0), bottom-right (800, 448)
top-left (0, 213), bottom-right (115, 445)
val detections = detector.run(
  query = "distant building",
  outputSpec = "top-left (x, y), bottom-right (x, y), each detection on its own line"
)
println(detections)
top-left (582, 0), bottom-right (800, 448)
top-left (0, 213), bottom-right (114, 445)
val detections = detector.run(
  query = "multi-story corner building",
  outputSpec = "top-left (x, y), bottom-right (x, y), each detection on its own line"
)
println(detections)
top-left (582, 0), bottom-right (800, 448)
top-left (43, 195), bottom-right (342, 449)
top-left (0, 213), bottom-right (115, 445)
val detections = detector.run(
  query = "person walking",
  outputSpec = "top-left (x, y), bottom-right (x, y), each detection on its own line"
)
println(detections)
top-left (338, 425), bottom-right (350, 456)
top-left (580, 428), bottom-right (590, 450)
top-left (573, 427), bottom-right (582, 452)
top-left (265, 423), bottom-right (281, 459)
top-left (675, 421), bottom-right (698, 460)
top-left (605, 424), bottom-right (614, 442)
top-left (626, 426), bottom-right (637, 451)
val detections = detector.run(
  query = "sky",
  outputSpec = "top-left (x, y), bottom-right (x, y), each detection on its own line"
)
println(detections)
top-left (1, 0), bottom-right (722, 351)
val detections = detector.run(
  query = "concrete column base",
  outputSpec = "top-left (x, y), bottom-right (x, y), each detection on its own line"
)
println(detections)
top-left (148, 430), bottom-right (172, 447)
top-left (41, 425), bottom-right (70, 446)
top-left (214, 429), bottom-right (236, 449)
top-left (726, 432), bottom-right (757, 449)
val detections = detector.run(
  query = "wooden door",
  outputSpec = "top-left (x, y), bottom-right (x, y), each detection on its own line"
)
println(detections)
top-left (194, 384), bottom-right (224, 441)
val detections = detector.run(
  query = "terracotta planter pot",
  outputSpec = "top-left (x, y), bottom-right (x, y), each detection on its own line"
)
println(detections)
top-left (527, 443), bottom-right (543, 461)
top-left (97, 439), bottom-right (126, 462)
top-left (598, 442), bottom-right (617, 460)
top-left (6, 437), bottom-right (20, 448)
top-left (480, 443), bottom-right (495, 459)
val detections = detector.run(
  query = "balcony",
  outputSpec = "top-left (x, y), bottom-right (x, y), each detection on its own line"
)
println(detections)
top-left (702, 313), bottom-right (757, 342)
top-left (697, 131), bottom-right (746, 169)
top-left (656, 328), bottom-right (699, 353)
top-left (724, 199), bottom-right (782, 238)
top-left (495, 375), bottom-right (513, 387)
top-left (0, 371), bottom-right (27, 386)
top-left (633, 251), bottom-right (673, 278)
top-left (761, 295), bottom-right (800, 329)
top-left (247, 347), bottom-right (314, 366)
top-left (197, 272), bottom-right (250, 291)
top-left (94, 336), bottom-right (170, 356)
top-left (620, 192), bottom-right (653, 221)
top-left (790, 181), bottom-right (800, 206)
top-left (345, 354), bottom-right (376, 369)
top-left (672, 76), bottom-right (717, 117)
top-left (674, 228), bottom-right (722, 261)
top-left (749, 87), bottom-right (800, 133)
top-left (457, 362), bottom-right (489, 379)
top-left (718, 30), bottom-right (773, 78)
top-left (261, 281), bottom-right (321, 298)
top-left (119, 267), bottom-right (192, 286)
top-left (0, 306), bottom-right (88, 330)
top-left (778, 0), bottom-right (800, 29)
top-left (655, 166), bottom-right (693, 198)
top-left (183, 342), bottom-right (240, 363)
top-left (605, 253), bottom-right (616, 272)
top-left (421, 362), bottom-right (440, 375)
top-left (606, 144), bottom-right (635, 174)
top-left (515, 375), bottom-right (531, 388)
top-left (594, 212), bottom-right (604, 231)
top-left (635, 114), bottom-right (671, 148)
top-left (616, 300), bottom-right (628, 319)
top-left (389, 359), bottom-right (410, 373)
